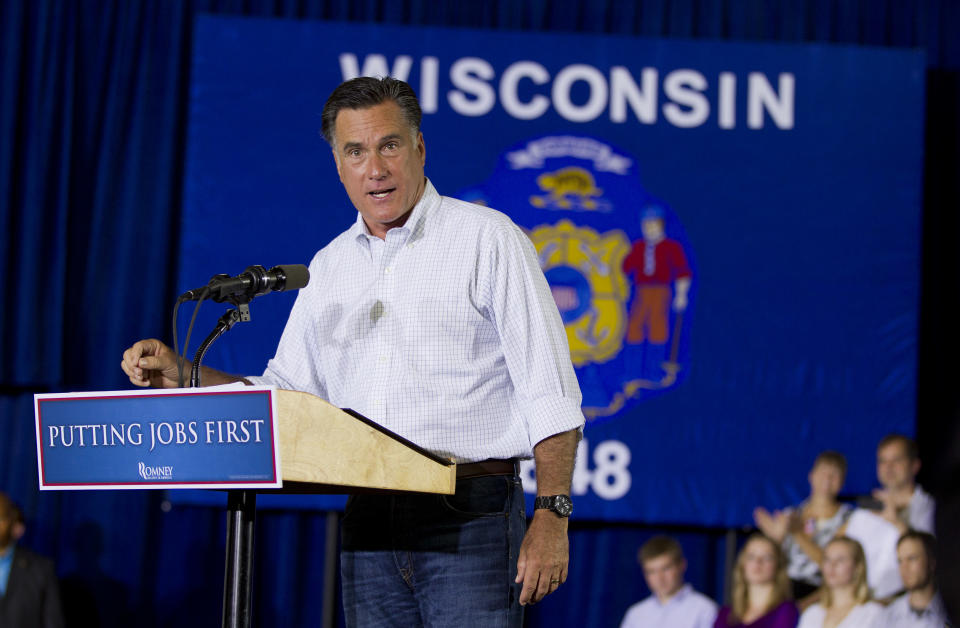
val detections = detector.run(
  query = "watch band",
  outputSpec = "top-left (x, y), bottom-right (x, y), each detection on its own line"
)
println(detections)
top-left (534, 494), bottom-right (573, 517)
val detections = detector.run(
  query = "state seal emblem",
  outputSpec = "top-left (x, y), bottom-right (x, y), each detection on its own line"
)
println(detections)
top-left (460, 135), bottom-right (696, 422)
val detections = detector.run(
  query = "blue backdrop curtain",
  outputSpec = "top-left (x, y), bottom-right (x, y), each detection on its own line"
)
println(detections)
top-left (2, 1), bottom-right (958, 626)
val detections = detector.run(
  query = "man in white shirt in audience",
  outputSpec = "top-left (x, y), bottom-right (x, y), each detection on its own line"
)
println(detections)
top-left (620, 535), bottom-right (717, 628)
top-left (843, 434), bottom-right (936, 599)
top-left (884, 531), bottom-right (949, 627)
top-left (871, 435), bottom-right (935, 533)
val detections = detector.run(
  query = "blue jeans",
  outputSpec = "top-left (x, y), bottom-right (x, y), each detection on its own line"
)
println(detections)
top-left (341, 474), bottom-right (526, 627)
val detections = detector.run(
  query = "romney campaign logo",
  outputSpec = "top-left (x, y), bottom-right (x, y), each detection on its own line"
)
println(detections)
top-left (138, 462), bottom-right (173, 481)
top-left (460, 135), bottom-right (696, 421)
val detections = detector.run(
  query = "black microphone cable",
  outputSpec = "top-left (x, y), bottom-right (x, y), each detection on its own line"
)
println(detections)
top-left (172, 286), bottom-right (211, 388)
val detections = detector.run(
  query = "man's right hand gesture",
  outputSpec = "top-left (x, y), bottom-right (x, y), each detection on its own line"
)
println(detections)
top-left (121, 339), bottom-right (182, 388)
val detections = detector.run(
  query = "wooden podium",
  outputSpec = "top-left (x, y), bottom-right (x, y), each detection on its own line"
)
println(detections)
top-left (222, 390), bottom-right (455, 628)
top-left (35, 386), bottom-right (453, 627)
top-left (272, 390), bottom-right (455, 494)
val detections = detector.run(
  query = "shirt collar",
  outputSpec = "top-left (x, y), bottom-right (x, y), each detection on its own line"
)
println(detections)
top-left (928, 592), bottom-right (947, 617)
top-left (351, 178), bottom-right (440, 247)
top-left (909, 592), bottom-right (946, 618)
top-left (656, 583), bottom-right (692, 607)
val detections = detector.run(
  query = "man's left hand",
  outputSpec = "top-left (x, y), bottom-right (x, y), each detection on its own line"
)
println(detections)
top-left (515, 510), bottom-right (569, 606)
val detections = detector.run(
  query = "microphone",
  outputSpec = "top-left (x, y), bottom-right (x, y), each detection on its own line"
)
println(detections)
top-left (180, 264), bottom-right (310, 303)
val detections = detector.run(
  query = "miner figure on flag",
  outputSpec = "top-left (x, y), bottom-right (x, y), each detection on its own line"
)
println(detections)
top-left (622, 207), bottom-right (693, 382)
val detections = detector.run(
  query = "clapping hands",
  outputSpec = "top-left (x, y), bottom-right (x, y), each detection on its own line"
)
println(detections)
top-left (753, 506), bottom-right (799, 543)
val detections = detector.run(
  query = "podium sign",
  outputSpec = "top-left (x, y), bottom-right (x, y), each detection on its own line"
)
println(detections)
top-left (34, 387), bottom-right (282, 490)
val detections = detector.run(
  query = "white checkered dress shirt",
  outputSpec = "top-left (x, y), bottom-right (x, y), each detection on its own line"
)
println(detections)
top-left (248, 180), bottom-right (584, 462)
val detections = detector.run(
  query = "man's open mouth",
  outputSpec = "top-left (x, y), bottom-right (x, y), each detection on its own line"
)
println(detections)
top-left (369, 188), bottom-right (395, 199)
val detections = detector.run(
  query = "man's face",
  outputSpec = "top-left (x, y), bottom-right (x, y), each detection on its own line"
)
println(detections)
top-left (877, 441), bottom-right (919, 490)
top-left (641, 554), bottom-right (685, 600)
top-left (897, 538), bottom-right (933, 591)
top-left (641, 217), bottom-right (664, 242)
top-left (0, 500), bottom-right (13, 551)
top-left (808, 461), bottom-right (844, 498)
top-left (332, 101), bottom-right (426, 239)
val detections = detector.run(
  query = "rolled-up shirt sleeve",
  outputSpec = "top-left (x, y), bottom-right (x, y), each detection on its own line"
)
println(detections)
top-left (481, 219), bottom-right (585, 447)
top-left (246, 252), bottom-right (328, 401)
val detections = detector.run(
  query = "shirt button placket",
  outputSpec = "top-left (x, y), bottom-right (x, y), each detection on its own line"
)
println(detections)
top-left (373, 236), bottom-right (402, 417)
top-left (366, 237), bottom-right (388, 418)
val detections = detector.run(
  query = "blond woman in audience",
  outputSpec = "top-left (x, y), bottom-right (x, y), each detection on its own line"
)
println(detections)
top-left (714, 533), bottom-right (798, 628)
top-left (796, 537), bottom-right (883, 628)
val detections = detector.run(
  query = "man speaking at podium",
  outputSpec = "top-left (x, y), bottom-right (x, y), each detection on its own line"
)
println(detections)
top-left (121, 77), bottom-right (585, 626)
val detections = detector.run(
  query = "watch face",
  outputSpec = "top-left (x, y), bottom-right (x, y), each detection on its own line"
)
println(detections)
top-left (536, 495), bottom-right (573, 517)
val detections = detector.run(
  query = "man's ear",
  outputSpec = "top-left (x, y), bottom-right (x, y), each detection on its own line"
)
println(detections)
top-left (333, 149), bottom-right (344, 183)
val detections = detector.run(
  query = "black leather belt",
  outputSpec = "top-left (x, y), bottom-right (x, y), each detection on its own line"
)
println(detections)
top-left (456, 458), bottom-right (517, 480)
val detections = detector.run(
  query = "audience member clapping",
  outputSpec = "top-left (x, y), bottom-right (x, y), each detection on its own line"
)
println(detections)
top-left (714, 533), bottom-right (798, 628)
top-left (754, 451), bottom-right (852, 605)
top-left (796, 537), bottom-right (883, 628)
top-left (842, 434), bottom-right (935, 599)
